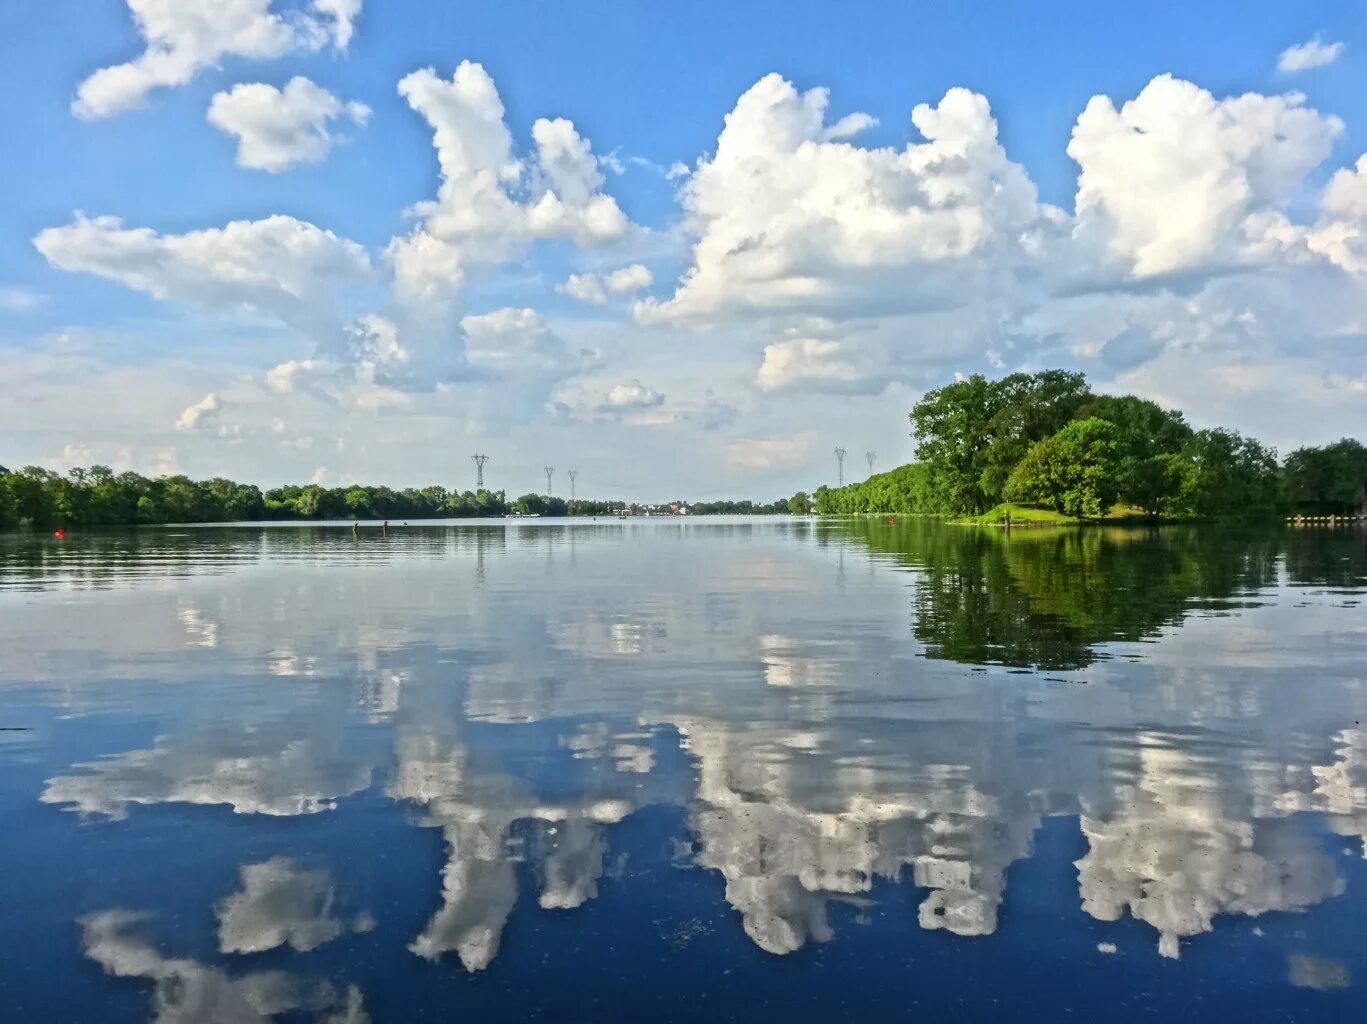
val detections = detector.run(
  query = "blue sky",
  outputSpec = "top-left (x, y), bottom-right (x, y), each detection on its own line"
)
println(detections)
top-left (3, 1), bottom-right (1366, 497)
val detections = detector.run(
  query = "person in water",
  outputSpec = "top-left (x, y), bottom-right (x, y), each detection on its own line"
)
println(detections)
top-left (352, 522), bottom-right (359, 538)
top-left (382, 520), bottom-right (389, 536)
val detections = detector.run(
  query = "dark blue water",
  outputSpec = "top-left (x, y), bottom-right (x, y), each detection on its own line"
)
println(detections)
top-left (1, 518), bottom-right (1365, 1021)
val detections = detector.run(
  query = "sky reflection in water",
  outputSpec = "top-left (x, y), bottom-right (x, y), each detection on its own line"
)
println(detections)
top-left (2, 518), bottom-right (1366, 1021)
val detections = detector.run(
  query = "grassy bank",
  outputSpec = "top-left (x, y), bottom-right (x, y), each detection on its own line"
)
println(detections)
top-left (958, 502), bottom-right (1080, 526)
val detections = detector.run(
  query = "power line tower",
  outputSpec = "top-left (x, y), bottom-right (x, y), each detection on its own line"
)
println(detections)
top-left (834, 447), bottom-right (847, 486)
top-left (471, 454), bottom-right (489, 489)
top-left (865, 451), bottom-right (876, 476)
top-left (544, 466), bottom-right (555, 495)
top-left (568, 469), bottom-right (577, 502)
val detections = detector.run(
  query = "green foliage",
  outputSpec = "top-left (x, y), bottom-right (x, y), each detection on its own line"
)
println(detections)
top-left (1284, 439), bottom-right (1367, 513)
top-left (1126, 452), bottom-right (1195, 519)
top-left (1072, 394), bottom-right (1193, 511)
top-left (831, 517), bottom-right (1287, 670)
top-left (1003, 418), bottom-right (1120, 518)
top-left (964, 502), bottom-right (1079, 525)
top-left (910, 370), bottom-right (1090, 514)
top-left (1173, 428), bottom-right (1284, 520)
top-left (813, 463), bottom-right (940, 515)
top-left (0, 465), bottom-right (795, 527)
top-left (787, 492), bottom-right (810, 515)
top-left (815, 367), bottom-right (1326, 523)
top-left (687, 498), bottom-right (790, 514)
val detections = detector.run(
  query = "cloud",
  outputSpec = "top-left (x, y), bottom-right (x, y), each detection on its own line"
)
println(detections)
top-left (1308, 155), bottom-right (1367, 274)
top-left (82, 911), bottom-right (369, 1023)
top-left (635, 73), bottom-right (1050, 326)
top-left (1288, 955), bottom-right (1351, 990)
top-left (1277, 38), bottom-right (1345, 73)
top-left (548, 375), bottom-right (669, 424)
top-left (757, 338), bottom-right (867, 391)
top-left (265, 358), bottom-right (327, 393)
top-left (604, 378), bottom-right (665, 409)
top-left (208, 77), bottom-right (370, 172)
top-left (34, 213), bottom-right (372, 338)
top-left (217, 857), bottom-right (371, 954)
top-left (558, 264), bottom-right (652, 305)
top-left (461, 307), bottom-right (586, 380)
top-left (605, 264), bottom-right (652, 294)
top-left (388, 61), bottom-right (630, 307)
top-left (724, 432), bottom-right (816, 472)
top-left (41, 716), bottom-right (372, 819)
top-left (73, 0), bottom-right (362, 120)
top-left (1068, 74), bottom-right (1342, 278)
top-left (176, 392), bottom-right (221, 431)
top-left (558, 273), bottom-right (607, 305)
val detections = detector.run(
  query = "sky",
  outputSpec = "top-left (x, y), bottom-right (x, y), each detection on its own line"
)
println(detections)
top-left (2, 0), bottom-right (1366, 500)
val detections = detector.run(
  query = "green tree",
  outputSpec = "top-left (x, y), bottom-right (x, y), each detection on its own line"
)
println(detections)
top-left (978, 370), bottom-right (1093, 502)
top-left (1127, 453), bottom-right (1195, 519)
top-left (1004, 418), bottom-right (1120, 518)
top-left (1284, 439), bottom-right (1367, 513)
top-left (910, 370), bottom-right (1091, 513)
top-left (787, 491), bottom-right (810, 515)
top-left (1175, 429), bottom-right (1283, 519)
top-left (1074, 394), bottom-right (1193, 509)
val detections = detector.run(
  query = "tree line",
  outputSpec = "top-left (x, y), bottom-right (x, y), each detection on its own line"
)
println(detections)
top-left (0, 464), bottom-right (791, 527)
top-left (812, 369), bottom-right (1367, 519)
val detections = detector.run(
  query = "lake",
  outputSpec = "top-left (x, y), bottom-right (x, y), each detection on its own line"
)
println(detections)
top-left (1, 517), bottom-right (1365, 1021)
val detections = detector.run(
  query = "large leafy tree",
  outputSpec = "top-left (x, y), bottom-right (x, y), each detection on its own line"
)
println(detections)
top-left (1003, 418), bottom-right (1120, 518)
top-left (979, 370), bottom-right (1093, 502)
top-left (1175, 429), bottom-right (1283, 519)
top-left (1284, 439), bottom-right (1367, 513)
top-left (910, 370), bottom-right (1090, 514)
top-left (1073, 394), bottom-right (1193, 514)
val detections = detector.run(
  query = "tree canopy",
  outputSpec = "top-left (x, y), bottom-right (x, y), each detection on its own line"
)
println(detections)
top-left (0, 465), bottom-right (793, 528)
top-left (816, 368), bottom-right (1357, 521)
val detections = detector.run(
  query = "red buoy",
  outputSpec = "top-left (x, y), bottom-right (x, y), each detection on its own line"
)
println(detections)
top-left (54, 528), bottom-right (66, 538)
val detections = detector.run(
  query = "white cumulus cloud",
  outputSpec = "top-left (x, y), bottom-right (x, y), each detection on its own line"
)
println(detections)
top-left (635, 73), bottom-right (1051, 326)
top-left (73, 0), bottom-right (362, 120)
top-left (388, 61), bottom-right (630, 307)
top-left (33, 213), bottom-right (372, 337)
top-left (559, 273), bottom-right (608, 305)
top-left (176, 392), bottom-right (221, 431)
top-left (208, 77), bottom-right (370, 172)
top-left (605, 264), bottom-right (652, 294)
top-left (1068, 74), bottom-right (1342, 278)
top-left (558, 264), bottom-right (652, 305)
top-left (1308, 155), bottom-right (1367, 274)
top-left (757, 338), bottom-right (866, 392)
top-left (604, 378), bottom-right (665, 408)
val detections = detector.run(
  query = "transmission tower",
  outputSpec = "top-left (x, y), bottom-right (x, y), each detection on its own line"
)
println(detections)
top-left (568, 469), bottom-right (577, 502)
top-left (834, 447), bottom-right (847, 486)
top-left (471, 453), bottom-right (489, 489)
top-left (865, 451), bottom-right (876, 475)
top-left (544, 466), bottom-right (555, 495)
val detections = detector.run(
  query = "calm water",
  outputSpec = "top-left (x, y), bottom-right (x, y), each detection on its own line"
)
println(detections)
top-left (2, 517), bottom-right (1365, 1021)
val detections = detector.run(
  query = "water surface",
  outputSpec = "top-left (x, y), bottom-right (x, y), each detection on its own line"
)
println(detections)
top-left (2, 517), bottom-right (1365, 1021)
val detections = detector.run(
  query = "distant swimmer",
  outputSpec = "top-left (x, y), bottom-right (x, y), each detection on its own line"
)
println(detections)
top-left (352, 522), bottom-right (359, 538)
top-left (383, 520), bottom-right (389, 537)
